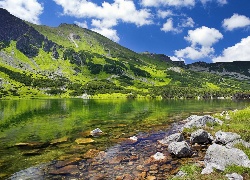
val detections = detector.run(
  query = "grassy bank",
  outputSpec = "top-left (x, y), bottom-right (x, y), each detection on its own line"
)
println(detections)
top-left (173, 106), bottom-right (250, 180)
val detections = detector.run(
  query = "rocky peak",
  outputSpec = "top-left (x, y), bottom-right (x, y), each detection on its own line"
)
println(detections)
top-left (0, 8), bottom-right (59, 58)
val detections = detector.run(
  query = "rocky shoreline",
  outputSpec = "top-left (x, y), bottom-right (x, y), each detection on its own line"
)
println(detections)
top-left (10, 114), bottom-right (250, 180)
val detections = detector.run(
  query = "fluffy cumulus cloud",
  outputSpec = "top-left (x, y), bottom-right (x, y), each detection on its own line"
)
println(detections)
top-left (213, 36), bottom-right (250, 62)
top-left (53, 0), bottom-right (152, 42)
top-left (157, 10), bottom-right (173, 19)
top-left (161, 17), bottom-right (194, 33)
top-left (0, 0), bottom-right (43, 24)
top-left (175, 26), bottom-right (223, 60)
top-left (222, 14), bottom-right (250, 31)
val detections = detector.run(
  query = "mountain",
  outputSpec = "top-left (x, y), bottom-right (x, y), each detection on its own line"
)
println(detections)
top-left (0, 8), bottom-right (249, 99)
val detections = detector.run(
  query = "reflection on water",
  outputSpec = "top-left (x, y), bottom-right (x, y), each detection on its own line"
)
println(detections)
top-left (0, 98), bottom-right (249, 178)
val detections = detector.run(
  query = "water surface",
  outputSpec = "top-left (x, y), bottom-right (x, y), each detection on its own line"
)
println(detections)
top-left (0, 98), bottom-right (249, 178)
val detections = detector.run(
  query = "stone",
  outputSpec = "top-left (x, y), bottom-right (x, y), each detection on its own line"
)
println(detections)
top-left (215, 131), bottom-right (241, 145)
top-left (175, 170), bottom-right (187, 177)
top-left (55, 158), bottom-right (81, 168)
top-left (49, 165), bottom-right (80, 175)
top-left (190, 129), bottom-right (213, 144)
top-left (202, 144), bottom-right (250, 174)
top-left (14, 142), bottom-right (49, 149)
top-left (168, 141), bottom-right (193, 158)
top-left (50, 136), bottom-right (68, 145)
top-left (183, 115), bottom-right (223, 129)
top-left (75, 138), bottom-right (94, 144)
top-left (226, 173), bottom-right (243, 180)
top-left (158, 133), bottom-right (184, 145)
top-left (129, 136), bottom-right (138, 141)
top-left (83, 149), bottom-right (100, 159)
top-left (147, 176), bottom-right (156, 180)
top-left (90, 128), bottom-right (103, 136)
top-left (145, 152), bottom-right (168, 165)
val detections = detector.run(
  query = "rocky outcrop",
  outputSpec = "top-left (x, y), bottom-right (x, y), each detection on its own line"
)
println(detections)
top-left (158, 133), bottom-right (184, 145)
top-left (215, 130), bottom-right (241, 145)
top-left (0, 8), bottom-right (59, 58)
top-left (190, 129), bottom-right (213, 144)
top-left (202, 144), bottom-right (250, 174)
top-left (168, 141), bottom-right (193, 158)
top-left (183, 115), bottom-right (223, 129)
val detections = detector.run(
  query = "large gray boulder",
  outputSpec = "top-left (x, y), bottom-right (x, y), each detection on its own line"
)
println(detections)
top-left (201, 144), bottom-right (250, 174)
top-left (190, 129), bottom-right (214, 144)
top-left (158, 133), bottom-right (184, 145)
top-left (183, 115), bottom-right (223, 129)
top-left (168, 141), bottom-right (193, 158)
top-left (215, 131), bottom-right (241, 145)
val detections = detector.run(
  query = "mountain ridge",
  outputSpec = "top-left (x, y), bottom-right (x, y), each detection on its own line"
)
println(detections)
top-left (0, 8), bottom-right (250, 99)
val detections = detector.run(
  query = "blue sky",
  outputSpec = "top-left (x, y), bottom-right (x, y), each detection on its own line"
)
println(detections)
top-left (1, 0), bottom-right (250, 64)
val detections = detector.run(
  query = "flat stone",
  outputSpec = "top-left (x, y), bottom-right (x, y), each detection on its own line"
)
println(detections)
top-left (55, 158), bottom-right (81, 168)
top-left (14, 142), bottom-right (49, 149)
top-left (75, 138), bottom-right (94, 144)
top-left (83, 149), bottom-right (100, 159)
top-left (49, 165), bottom-right (80, 175)
top-left (50, 136), bottom-right (68, 145)
top-left (158, 133), bottom-right (184, 145)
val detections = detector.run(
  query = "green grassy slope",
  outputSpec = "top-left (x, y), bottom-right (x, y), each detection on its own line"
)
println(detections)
top-left (0, 8), bottom-right (250, 99)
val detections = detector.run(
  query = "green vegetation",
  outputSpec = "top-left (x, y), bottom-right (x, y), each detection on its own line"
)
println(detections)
top-left (0, 19), bottom-right (250, 99)
top-left (178, 106), bottom-right (250, 180)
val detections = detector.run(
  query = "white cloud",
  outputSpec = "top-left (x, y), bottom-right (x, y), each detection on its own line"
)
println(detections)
top-left (90, 19), bottom-right (119, 42)
top-left (213, 36), bottom-right (250, 62)
top-left (74, 21), bottom-right (88, 28)
top-left (179, 17), bottom-right (195, 28)
top-left (157, 10), bottom-right (173, 19)
top-left (185, 26), bottom-right (223, 47)
top-left (200, 0), bottom-right (227, 5)
top-left (170, 56), bottom-right (185, 62)
top-left (161, 18), bottom-right (180, 33)
top-left (222, 14), bottom-right (250, 31)
top-left (175, 26), bottom-right (223, 60)
top-left (140, 0), bottom-right (195, 7)
top-left (0, 0), bottom-right (43, 24)
top-left (92, 27), bottom-right (120, 42)
top-left (175, 46), bottom-right (214, 60)
top-left (217, 0), bottom-right (228, 5)
top-left (53, 0), bottom-right (152, 42)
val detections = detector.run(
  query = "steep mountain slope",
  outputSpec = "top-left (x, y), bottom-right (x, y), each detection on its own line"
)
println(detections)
top-left (0, 8), bottom-right (249, 99)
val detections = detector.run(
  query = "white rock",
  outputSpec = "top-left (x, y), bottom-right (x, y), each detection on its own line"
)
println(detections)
top-left (129, 136), bottom-right (138, 141)
top-left (168, 141), bottom-right (193, 158)
top-left (90, 128), bottom-right (103, 136)
top-left (202, 144), bottom-right (250, 174)
top-left (183, 115), bottom-right (223, 129)
top-left (215, 131), bottom-right (241, 145)
top-left (226, 173), bottom-right (243, 180)
top-left (158, 133), bottom-right (184, 145)
top-left (153, 152), bottom-right (165, 161)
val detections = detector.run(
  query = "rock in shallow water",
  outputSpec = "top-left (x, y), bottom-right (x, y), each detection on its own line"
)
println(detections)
top-left (168, 141), bottom-right (193, 158)
top-left (225, 173), bottom-right (243, 180)
top-left (190, 129), bottom-right (213, 144)
top-left (158, 133), bottom-right (184, 145)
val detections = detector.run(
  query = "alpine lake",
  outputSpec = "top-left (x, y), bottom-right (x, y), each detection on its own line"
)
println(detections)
top-left (0, 98), bottom-right (249, 179)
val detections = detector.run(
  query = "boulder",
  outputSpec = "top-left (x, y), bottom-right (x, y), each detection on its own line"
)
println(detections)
top-left (215, 131), bottom-right (241, 145)
top-left (190, 129), bottom-right (213, 144)
top-left (183, 115), bottom-right (223, 129)
top-left (158, 133), bottom-right (184, 145)
top-left (168, 141), bottom-right (193, 158)
top-left (202, 144), bottom-right (250, 174)
top-left (225, 173), bottom-right (243, 180)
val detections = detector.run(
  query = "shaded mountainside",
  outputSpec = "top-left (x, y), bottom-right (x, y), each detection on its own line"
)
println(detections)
top-left (0, 8), bottom-right (250, 99)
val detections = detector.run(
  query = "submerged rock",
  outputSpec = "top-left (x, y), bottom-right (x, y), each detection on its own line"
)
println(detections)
top-left (183, 115), bottom-right (223, 129)
top-left (168, 141), bottom-right (193, 158)
top-left (75, 138), bottom-right (94, 144)
top-left (190, 129), bottom-right (213, 144)
top-left (158, 133), bottom-right (184, 145)
top-left (215, 130), bottom-right (241, 145)
top-left (202, 144), bottom-right (250, 174)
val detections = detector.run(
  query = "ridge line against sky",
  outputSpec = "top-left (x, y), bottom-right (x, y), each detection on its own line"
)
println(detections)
top-left (0, 0), bottom-right (250, 64)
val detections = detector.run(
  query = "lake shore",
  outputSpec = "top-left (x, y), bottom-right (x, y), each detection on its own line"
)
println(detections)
top-left (8, 106), bottom-right (250, 180)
